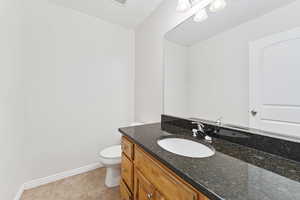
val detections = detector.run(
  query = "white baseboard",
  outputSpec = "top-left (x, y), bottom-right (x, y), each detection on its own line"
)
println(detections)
top-left (23, 162), bottom-right (102, 190)
top-left (11, 162), bottom-right (102, 198)
top-left (14, 163), bottom-right (103, 199)
top-left (14, 184), bottom-right (25, 200)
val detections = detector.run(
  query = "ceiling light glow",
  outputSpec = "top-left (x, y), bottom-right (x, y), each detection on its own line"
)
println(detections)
top-left (209, 0), bottom-right (227, 12)
top-left (176, 0), bottom-right (192, 12)
top-left (193, 8), bottom-right (208, 22)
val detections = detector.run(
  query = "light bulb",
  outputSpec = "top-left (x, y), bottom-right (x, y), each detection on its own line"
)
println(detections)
top-left (176, 0), bottom-right (191, 12)
top-left (193, 8), bottom-right (208, 22)
top-left (209, 0), bottom-right (227, 12)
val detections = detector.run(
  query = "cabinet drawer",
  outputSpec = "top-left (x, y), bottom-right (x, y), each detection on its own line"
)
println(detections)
top-left (120, 179), bottom-right (132, 200)
top-left (135, 147), bottom-right (198, 200)
top-left (122, 137), bottom-right (134, 160)
top-left (134, 169), bottom-right (156, 200)
top-left (121, 153), bottom-right (133, 191)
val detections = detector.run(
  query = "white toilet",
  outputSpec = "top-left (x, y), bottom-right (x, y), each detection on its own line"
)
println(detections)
top-left (99, 145), bottom-right (122, 187)
top-left (99, 122), bottom-right (143, 187)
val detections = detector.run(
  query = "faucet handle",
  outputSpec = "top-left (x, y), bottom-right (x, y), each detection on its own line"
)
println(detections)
top-left (191, 121), bottom-right (205, 133)
top-left (204, 135), bottom-right (212, 142)
top-left (216, 117), bottom-right (223, 126)
top-left (192, 121), bottom-right (204, 127)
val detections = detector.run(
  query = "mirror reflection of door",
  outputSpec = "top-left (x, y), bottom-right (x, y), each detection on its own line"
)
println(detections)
top-left (250, 28), bottom-right (300, 138)
top-left (163, 0), bottom-right (300, 140)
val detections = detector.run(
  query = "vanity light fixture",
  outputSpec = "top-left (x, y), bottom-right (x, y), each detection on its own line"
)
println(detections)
top-left (113, 0), bottom-right (127, 5)
top-left (193, 8), bottom-right (208, 23)
top-left (209, 0), bottom-right (227, 12)
top-left (176, 0), bottom-right (192, 12)
top-left (176, 0), bottom-right (227, 23)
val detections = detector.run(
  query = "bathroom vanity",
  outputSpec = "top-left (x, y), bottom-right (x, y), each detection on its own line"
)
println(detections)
top-left (119, 115), bottom-right (300, 200)
top-left (120, 135), bottom-right (208, 200)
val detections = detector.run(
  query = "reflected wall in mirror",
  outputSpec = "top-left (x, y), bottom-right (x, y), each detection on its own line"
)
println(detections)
top-left (164, 0), bottom-right (300, 140)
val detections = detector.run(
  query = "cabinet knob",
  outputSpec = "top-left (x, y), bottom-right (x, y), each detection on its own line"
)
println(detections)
top-left (147, 193), bottom-right (153, 199)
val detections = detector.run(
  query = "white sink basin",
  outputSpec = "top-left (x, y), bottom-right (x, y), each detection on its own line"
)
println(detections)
top-left (157, 137), bottom-right (215, 158)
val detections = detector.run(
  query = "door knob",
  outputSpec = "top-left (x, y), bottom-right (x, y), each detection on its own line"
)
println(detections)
top-left (251, 110), bottom-right (258, 116)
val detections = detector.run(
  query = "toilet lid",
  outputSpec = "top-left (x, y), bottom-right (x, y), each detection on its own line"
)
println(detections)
top-left (100, 145), bottom-right (121, 158)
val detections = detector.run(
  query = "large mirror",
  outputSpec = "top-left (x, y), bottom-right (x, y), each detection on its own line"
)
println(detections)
top-left (163, 0), bottom-right (300, 140)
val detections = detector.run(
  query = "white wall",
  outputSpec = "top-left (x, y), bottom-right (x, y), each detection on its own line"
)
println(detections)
top-left (0, 0), bottom-right (134, 197)
top-left (0, 0), bottom-right (27, 199)
top-left (187, 0), bottom-right (300, 126)
top-left (135, 0), bottom-right (200, 122)
top-left (164, 40), bottom-right (188, 117)
top-left (21, 0), bottom-right (134, 183)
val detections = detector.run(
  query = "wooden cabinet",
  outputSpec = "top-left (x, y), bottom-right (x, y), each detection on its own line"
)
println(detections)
top-left (134, 170), bottom-right (156, 200)
top-left (121, 153), bottom-right (133, 191)
top-left (134, 169), bottom-right (167, 200)
top-left (120, 136), bottom-right (209, 200)
top-left (135, 147), bottom-right (197, 200)
top-left (122, 136), bottom-right (134, 160)
top-left (120, 180), bottom-right (132, 200)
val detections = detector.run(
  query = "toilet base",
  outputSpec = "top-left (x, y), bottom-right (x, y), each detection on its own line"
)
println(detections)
top-left (105, 165), bottom-right (120, 188)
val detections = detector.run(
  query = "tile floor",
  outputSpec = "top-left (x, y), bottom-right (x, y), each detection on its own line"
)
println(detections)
top-left (21, 168), bottom-right (121, 200)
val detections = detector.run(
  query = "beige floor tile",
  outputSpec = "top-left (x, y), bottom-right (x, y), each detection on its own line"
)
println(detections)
top-left (20, 168), bottom-right (121, 200)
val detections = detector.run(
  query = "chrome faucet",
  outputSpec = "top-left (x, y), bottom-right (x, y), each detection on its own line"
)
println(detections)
top-left (191, 121), bottom-right (212, 142)
top-left (192, 121), bottom-right (205, 134)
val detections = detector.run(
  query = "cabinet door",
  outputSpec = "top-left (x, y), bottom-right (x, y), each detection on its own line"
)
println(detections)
top-left (155, 191), bottom-right (167, 200)
top-left (135, 147), bottom-right (198, 200)
top-left (120, 180), bottom-right (132, 200)
top-left (134, 170), bottom-right (156, 200)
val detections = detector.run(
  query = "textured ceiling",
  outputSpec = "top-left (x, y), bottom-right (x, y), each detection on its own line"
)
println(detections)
top-left (166, 0), bottom-right (297, 45)
top-left (49, 0), bottom-right (164, 29)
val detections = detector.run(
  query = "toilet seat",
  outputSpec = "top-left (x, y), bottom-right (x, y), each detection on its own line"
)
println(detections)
top-left (99, 145), bottom-right (122, 167)
top-left (100, 145), bottom-right (121, 159)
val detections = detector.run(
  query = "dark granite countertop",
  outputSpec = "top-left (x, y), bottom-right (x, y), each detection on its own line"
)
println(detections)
top-left (119, 123), bottom-right (300, 200)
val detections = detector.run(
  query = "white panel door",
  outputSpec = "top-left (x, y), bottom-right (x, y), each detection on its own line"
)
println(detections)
top-left (249, 28), bottom-right (300, 139)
